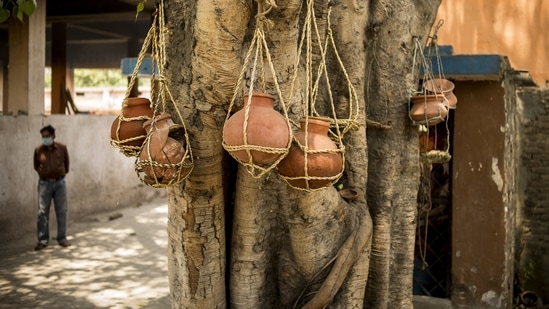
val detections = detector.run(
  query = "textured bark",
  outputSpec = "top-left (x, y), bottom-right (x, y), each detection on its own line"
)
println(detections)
top-left (364, 0), bottom-right (441, 308)
top-left (164, 0), bottom-right (249, 307)
top-left (161, 0), bottom-right (441, 308)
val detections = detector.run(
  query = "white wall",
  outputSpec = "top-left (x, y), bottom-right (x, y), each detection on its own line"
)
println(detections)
top-left (0, 114), bottom-right (162, 243)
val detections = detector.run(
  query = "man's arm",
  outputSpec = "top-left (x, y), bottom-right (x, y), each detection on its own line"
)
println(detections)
top-left (64, 146), bottom-right (70, 174)
top-left (33, 148), bottom-right (41, 172)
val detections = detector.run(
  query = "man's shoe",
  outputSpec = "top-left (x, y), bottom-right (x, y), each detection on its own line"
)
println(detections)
top-left (34, 243), bottom-right (47, 251)
top-left (59, 240), bottom-right (71, 247)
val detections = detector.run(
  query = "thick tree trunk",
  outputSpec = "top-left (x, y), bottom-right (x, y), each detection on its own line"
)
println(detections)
top-left (364, 0), bottom-right (441, 308)
top-left (164, 0), bottom-right (249, 307)
top-left (161, 0), bottom-right (441, 308)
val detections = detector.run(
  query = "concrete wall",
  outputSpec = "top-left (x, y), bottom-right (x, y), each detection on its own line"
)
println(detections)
top-left (435, 0), bottom-right (549, 85)
top-left (0, 115), bottom-right (160, 243)
top-left (516, 88), bottom-right (549, 302)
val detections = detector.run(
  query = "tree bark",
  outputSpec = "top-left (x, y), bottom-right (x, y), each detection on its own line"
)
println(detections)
top-left (161, 0), bottom-right (441, 308)
top-left (364, 0), bottom-right (441, 308)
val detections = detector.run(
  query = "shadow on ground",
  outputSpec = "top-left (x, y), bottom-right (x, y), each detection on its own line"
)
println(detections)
top-left (0, 198), bottom-right (170, 309)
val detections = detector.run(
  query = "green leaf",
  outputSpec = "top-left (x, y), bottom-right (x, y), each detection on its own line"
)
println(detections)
top-left (21, 0), bottom-right (36, 16)
top-left (16, 8), bottom-right (23, 21)
top-left (0, 8), bottom-right (10, 24)
top-left (135, 1), bottom-right (145, 19)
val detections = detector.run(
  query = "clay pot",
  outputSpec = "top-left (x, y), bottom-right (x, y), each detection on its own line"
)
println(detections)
top-left (223, 92), bottom-right (290, 165)
top-left (519, 291), bottom-right (543, 308)
top-left (410, 95), bottom-right (448, 126)
top-left (110, 97), bottom-right (153, 147)
top-left (339, 188), bottom-right (358, 202)
top-left (277, 116), bottom-right (343, 189)
top-left (139, 113), bottom-right (188, 184)
top-left (424, 78), bottom-right (457, 109)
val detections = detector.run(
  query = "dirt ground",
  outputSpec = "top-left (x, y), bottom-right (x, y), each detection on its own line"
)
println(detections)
top-left (0, 197), bottom-right (171, 309)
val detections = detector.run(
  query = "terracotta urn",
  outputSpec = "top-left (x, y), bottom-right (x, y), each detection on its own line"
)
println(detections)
top-left (110, 97), bottom-right (154, 147)
top-left (139, 113), bottom-right (187, 184)
top-left (223, 92), bottom-right (290, 165)
top-left (410, 95), bottom-right (448, 126)
top-left (424, 78), bottom-right (457, 109)
top-left (277, 116), bottom-right (343, 189)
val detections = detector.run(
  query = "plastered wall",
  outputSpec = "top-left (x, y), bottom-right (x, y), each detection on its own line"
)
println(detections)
top-left (435, 0), bottom-right (549, 85)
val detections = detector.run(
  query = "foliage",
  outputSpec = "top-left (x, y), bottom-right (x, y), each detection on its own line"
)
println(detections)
top-left (0, 0), bottom-right (36, 23)
top-left (74, 69), bottom-right (129, 87)
top-left (136, 0), bottom-right (147, 19)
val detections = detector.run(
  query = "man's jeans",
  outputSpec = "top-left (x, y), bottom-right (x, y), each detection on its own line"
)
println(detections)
top-left (37, 178), bottom-right (68, 245)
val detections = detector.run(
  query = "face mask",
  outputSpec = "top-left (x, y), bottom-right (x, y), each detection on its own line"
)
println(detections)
top-left (42, 137), bottom-right (53, 147)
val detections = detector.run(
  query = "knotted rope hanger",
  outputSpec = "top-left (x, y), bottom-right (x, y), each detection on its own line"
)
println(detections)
top-left (279, 0), bottom-right (360, 191)
top-left (222, 0), bottom-right (293, 178)
top-left (134, 0), bottom-right (194, 187)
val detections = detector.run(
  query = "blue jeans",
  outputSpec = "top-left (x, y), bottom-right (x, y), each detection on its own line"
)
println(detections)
top-left (37, 178), bottom-right (68, 245)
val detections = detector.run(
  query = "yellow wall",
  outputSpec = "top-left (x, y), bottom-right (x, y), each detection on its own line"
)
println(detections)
top-left (435, 0), bottom-right (549, 85)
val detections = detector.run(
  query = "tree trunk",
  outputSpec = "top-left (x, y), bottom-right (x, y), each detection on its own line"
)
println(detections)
top-left (161, 0), bottom-right (441, 308)
top-left (364, 1), bottom-right (441, 308)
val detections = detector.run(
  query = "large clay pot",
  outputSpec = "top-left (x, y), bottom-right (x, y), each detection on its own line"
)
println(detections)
top-left (223, 92), bottom-right (290, 165)
top-left (139, 113), bottom-right (188, 185)
top-left (410, 95), bottom-right (448, 126)
top-left (110, 97), bottom-right (153, 147)
top-left (277, 116), bottom-right (343, 189)
top-left (424, 78), bottom-right (457, 109)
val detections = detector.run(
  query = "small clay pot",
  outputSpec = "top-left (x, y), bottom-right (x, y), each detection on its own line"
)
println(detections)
top-left (339, 188), bottom-right (358, 202)
top-left (277, 116), bottom-right (343, 189)
top-left (223, 92), bottom-right (290, 165)
top-left (424, 78), bottom-right (457, 109)
top-left (140, 137), bottom-right (186, 184)
top-left (139, 113), bottom-right (188, 184)
top-left (518, 291), bottom-right (543, 308)
top-left (410, 95), bottom-right (448, 126)
top-left (110, 97), bottom-right (153, 147)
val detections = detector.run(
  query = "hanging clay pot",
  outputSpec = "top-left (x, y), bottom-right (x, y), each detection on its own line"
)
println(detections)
top-left (139, 113), bottom-right (187, 185)
top-left (277, 116), bottom-right (343, 190)
top-left (110, 97), bottom-right (154, 147)
top-left (424, 78), bottom-right (457, 109)
top-left (410, 95), bottom-right (448, 126)
top-left (223, 92), bottom-right (290, 165)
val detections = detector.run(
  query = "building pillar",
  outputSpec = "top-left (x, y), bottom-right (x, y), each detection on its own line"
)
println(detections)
top-left (51, 22), bottom-right (67, 114)
top-left (7, 0), bottom-right (46, 115)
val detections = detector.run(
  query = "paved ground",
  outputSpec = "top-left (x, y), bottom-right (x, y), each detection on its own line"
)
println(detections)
top-left (0, 197), bottom-right (171, 309)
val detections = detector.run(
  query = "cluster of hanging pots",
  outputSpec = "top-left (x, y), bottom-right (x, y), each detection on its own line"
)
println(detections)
top-left (110, 97), bottom-right (192, 186)
top-left (410, 78), bottom-right (457, 126)
top-left (222, 92), bottom-right (344, 190)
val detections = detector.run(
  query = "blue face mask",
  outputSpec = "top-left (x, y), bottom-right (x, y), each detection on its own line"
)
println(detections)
top-left (42, 137), bottom-right (53, 146)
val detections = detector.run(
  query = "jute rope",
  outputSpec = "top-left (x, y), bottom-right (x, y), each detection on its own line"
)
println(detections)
top-left (109, 21), bottom-right (156, 157)
top-left (222, 0), bottom-right (293, 178)
top-left (134, 0), bottom-right (194, 188)
top-left (411, 20), bottom-right (452, 269)
top-left (279, 1), bottom-right (359, 191)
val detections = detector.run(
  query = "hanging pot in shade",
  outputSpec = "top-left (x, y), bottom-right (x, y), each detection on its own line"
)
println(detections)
top-left (277, 116), bottom-right (343, 190)
top-left (424, 78), bottom-right (457, 109)
top-left (410, 95), bottom-right (448, 126)
top-left (138, 113), bottom-right (190, 186)
top-left (110, 97), bottom-right (154, 156)
top-left (222, 92), bottom-right (291, 166)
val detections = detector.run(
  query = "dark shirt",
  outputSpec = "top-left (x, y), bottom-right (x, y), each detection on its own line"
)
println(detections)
top-left (34, 142), bottom-right (70, 179)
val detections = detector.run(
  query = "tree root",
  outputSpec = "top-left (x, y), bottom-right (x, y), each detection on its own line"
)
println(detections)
top-left (295, 206), bottom-right (373, 309)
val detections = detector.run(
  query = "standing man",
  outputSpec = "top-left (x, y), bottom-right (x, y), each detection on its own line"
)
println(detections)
top-left (33, 125), bottom-right (71, 251)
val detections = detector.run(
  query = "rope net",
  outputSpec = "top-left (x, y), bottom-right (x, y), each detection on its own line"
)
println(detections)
top-left (132, 0), bottom-right (194, 188)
